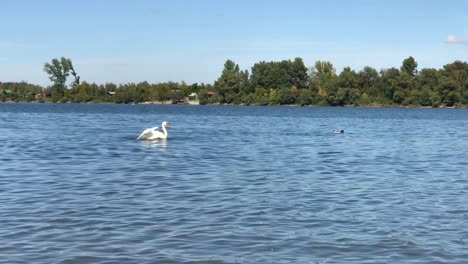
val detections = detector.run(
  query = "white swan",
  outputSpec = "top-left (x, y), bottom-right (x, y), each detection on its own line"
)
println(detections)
top-left (334, 129), bottom-right (344, 134)
top-left (137, 121), bottom-right (170, 140)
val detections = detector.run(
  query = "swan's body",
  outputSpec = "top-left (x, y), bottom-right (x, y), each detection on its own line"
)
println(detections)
top-left (137, 121), bottom-right (170, 140)
top-left (334, 129), bottom-right (344, 134)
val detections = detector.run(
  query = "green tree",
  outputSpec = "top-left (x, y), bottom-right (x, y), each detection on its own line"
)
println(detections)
top-left (43, 57), bottom-right (79, 99)
top-left (393, 89), bottom-right (406, 104)
top-left (430, 91), bottom-right (442, 107)
top-left (290, 57), bottom-right (309, 89)
top-left (359, 92), bottom-right (371, 106)
top-left (278, 88), bottom-right (296, 105)
top-left (380, 68), bottom-right (400, 102)
top-left (406, 89), bottom-right (421, 105)
top-left (419, 88), bottom-right (432, 106)
top-left (439, 77), bottom-right (458, 106)
top-left (401, 56), bottom-right (418, 77)
top-left (44, 57), bottom-right (80, 89)
top-left (443, 61), bottom-right (467, 104)
top-left (310, 61), bottom-right (337, 104)
top-left (298, 89), bottom-right (313, 106)
top-left (417, 68), bottom-right (440, 90)
top-left (254, 87), bottom-right (269, 105)
top-left (75, 82), bottom-right (98, 103)
top-left (269, 89), bottom-right (278, 105)
top-left (214, 60), bottom-right (243, 103)
top-left (198, 89), bottom-right (209, 105)
top-left (291, 85), bottom-right (299, 97)
top-left (44, 57), bottom-right (69, 88)
top-left (358, 66), bottom-right (379, 96)
top-left (66, 60), bottom-right (80, 87)
top-left (239, 70), bottom-right (252, 95)
top-left (251, 61), bottom-right (288, 90)
top-left (250, 58), bottom-right (308, 90)
top-left (347, 88), bottom-right (361, 105)
top-left (338, 67), bottom-right (359, 89)
top-left (171, 89), bottom-right (185, 104)
top-left (155, 83), bottom-right (171, 102)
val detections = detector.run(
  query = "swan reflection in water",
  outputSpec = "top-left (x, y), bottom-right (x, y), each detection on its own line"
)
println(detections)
top-left (140, 138), bottom-right (168, 149)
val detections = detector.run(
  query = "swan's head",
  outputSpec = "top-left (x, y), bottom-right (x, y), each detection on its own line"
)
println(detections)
top-left (162, 121), bottom-right (170, 127)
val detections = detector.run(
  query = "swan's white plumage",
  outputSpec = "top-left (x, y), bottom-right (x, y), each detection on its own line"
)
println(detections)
top-left (137, 122), bottom-right (170, 140)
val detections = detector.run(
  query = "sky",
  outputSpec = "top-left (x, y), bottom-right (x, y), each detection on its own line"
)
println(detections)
top-left (0, 0), bottom-right (467, 86)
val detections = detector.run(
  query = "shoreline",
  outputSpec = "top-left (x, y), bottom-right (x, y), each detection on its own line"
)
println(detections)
top-left (0, 100), bottom-right (465, 109)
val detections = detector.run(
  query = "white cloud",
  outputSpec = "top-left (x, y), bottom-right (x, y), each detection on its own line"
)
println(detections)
top-left (445, 35), bottom-right (468, 45)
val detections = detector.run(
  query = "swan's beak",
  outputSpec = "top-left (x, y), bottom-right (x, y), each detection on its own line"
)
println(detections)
top-left (166, 122), bottom-right (171, 127)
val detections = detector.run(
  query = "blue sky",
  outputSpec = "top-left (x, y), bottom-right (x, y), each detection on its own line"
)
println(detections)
top-left (0, 0), bottom-right (467, 86)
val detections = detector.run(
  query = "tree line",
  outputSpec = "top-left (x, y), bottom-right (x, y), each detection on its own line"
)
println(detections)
top-left (1, 56), bottom-right (467, 107)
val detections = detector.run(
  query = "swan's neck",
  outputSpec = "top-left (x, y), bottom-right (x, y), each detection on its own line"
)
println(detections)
top-left (162, 125), bottom-right (168, 137)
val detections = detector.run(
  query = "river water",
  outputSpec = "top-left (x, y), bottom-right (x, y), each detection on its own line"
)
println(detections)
top-left (0, 103), bottom-right (467, 263)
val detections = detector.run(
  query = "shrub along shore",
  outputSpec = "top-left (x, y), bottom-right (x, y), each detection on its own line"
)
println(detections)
top-left (1, 57), bottom-right (467, 108)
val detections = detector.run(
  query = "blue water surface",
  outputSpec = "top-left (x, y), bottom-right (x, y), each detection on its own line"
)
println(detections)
top-left (0, 103), bottom-right (467, 263)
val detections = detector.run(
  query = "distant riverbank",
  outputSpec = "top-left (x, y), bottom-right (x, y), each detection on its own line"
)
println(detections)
top-left (2, 59), bottom-right (467, 110)
top-left (1, 100), bottom-right (466, 109)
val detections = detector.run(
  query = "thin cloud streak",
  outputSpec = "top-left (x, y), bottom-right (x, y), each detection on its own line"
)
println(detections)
top-left (445, 35), bottom-right (468, 45)
top-left (213, 39), bottom-right (337, 52)
top-left (0, 41), bottom-right (15, 48)
top-left (145, 7), bottom-right (161, 14)
top-left (75, 59), bottom-right (129, 66)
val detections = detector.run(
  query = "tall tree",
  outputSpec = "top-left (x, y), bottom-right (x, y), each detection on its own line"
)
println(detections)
top-left (380, 68), bottom-right (400, 101)
top-left (443, 61), bottom-right (467, 104)
top-left (338, 67), bottom-right (359, 89)
top-left (358, 66), bottom-right (379, 96)
top-left (250, 58), bottom-right (308, 90)
top-left (239, 70), bottom-right (252, 95)
top-left (43, 58), bottom-right (69, 89)
top-left (401, 56), bottom-right (418, 77)
top-left (214, 60), bottom-right (243, 103)
top-left (43, 57), bottom-right (80, 98)
top-left (417, 68), bottom-right (440, 91)
top-left (309, 61), bottom-right (337, 104)
top-left (290, 57), bottom-right (309, 89)
top-left (70, 64), bottom-right (80, 87)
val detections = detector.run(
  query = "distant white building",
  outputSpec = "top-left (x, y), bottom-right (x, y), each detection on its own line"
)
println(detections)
top-left (188, 92), bottom-right (197, 99)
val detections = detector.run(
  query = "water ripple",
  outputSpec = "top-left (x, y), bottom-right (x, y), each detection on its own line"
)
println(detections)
top-left (0, 104), bottom-right (468, 263)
